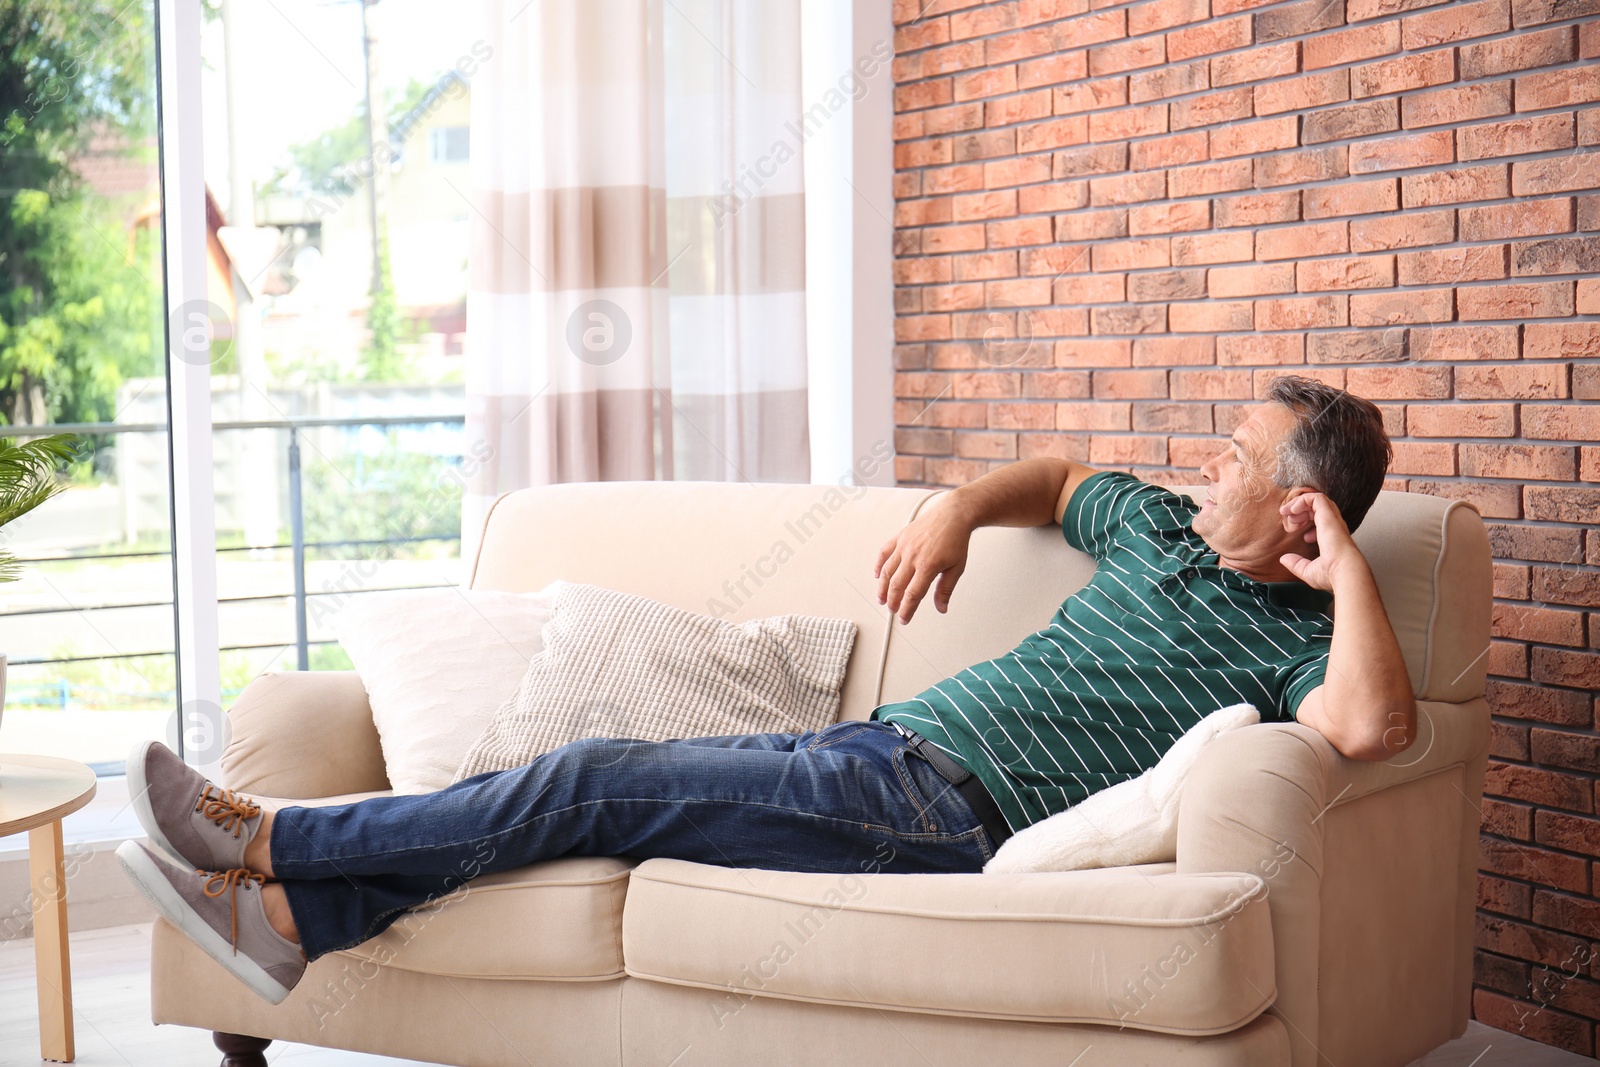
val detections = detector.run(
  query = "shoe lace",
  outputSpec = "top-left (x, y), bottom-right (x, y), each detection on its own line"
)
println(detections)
top-left (195, 785), bottom-right (261, 840)
top-left (201, 867), bottom-right (267, 954)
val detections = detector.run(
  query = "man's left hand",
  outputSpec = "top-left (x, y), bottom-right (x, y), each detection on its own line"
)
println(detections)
top-left (1278, 492), bottom-right (1365, 592)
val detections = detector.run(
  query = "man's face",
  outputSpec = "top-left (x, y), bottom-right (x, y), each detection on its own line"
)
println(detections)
top-left (1193, 403), bottom-right (1300, 556)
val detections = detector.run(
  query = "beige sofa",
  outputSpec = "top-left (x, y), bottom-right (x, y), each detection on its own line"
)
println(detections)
top-left (151, 479), bottom-right (1491, 1067)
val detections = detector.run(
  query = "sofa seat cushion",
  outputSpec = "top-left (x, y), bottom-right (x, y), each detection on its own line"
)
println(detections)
top-left (340, 856), bottom-right (636, 980)
top-left (622, 858), bottom-right (1275, 1036)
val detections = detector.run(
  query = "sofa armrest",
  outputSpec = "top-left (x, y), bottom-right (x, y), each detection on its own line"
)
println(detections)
top-left (1177, 705), bottom-right (1488, 1067)
top-left (220, 671), bottom-right (391, 799)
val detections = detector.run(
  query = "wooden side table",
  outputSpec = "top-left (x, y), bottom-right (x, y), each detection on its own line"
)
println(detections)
top-left (0, 755), bottom-right (97, 1063)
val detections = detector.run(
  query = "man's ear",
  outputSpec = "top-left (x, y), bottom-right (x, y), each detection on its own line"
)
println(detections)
top-left (1279, 486), bottom-right (1316, 533)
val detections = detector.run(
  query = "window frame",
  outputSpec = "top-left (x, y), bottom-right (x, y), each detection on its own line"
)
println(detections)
top-left (156, 0), bottom-right (224, 774)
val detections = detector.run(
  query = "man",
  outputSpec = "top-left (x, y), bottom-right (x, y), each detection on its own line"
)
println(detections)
top-left (117, 375), bottom-right (1415, 1005)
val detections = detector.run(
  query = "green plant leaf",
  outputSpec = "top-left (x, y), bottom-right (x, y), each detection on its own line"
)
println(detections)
top-left (0, 433), bottom-right (77, 581)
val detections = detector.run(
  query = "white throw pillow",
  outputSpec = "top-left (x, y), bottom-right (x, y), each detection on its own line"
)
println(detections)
top-left (332, 586), bottom-right (560, 794)
top-left (984, 703), bottom-right (1261, 874)
top-left (454, 581), bottom-right (858, 780)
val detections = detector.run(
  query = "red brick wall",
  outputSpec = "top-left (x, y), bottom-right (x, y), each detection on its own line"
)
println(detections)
top-left (888, 0), bottom-right (1600, 1055)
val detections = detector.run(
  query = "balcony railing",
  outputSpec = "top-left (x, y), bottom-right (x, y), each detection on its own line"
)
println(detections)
top-left (0, 413), bottom-right (465, 710)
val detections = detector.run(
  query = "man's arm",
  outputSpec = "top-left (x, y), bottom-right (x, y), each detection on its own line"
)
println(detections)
top-left (945, 456), bottom-right (1102, 529)
top-left (1279, 493), bottom-right (1416, 761)
top-left (873, 458), bottom-right (1099, 624)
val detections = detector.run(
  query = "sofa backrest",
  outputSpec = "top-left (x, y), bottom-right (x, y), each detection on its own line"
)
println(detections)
top-left (469, 480), bottom-right (932, 722)
top-left (1330, 489), bottom-right (1492, 703)
top-left (469, 479), bottom-right (1491, 724)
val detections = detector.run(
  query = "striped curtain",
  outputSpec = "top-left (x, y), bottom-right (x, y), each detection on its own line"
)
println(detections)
top-left (465, 0), bottom-right (810, 547)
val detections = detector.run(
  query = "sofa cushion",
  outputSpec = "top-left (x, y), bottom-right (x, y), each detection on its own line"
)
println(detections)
top-left (333, 585), bottom-right (559, 794)
top-left (621, 858), bottom-right (1276, 1036)
top-left (339, 856), bottom-right (635, 981)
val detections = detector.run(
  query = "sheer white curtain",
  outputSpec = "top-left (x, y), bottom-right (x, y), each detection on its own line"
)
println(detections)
top-left (464, 0), bottom-right (810, 552)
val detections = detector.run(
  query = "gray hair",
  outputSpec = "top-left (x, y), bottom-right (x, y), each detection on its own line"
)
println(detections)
top-left (1265, 376), bottom-right (1392, 532)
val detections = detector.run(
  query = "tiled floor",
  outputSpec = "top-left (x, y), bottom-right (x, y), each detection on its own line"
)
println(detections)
top-left (0, 923), bottom-right (1592, 1066)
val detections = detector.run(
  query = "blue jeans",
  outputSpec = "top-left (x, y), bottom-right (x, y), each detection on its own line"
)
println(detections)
top-left (271, 720), bottom-right (996, 960)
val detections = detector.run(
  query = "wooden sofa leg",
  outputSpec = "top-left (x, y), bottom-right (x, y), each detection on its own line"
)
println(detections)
top-left (213, 1032), bottom-right (271, 1067)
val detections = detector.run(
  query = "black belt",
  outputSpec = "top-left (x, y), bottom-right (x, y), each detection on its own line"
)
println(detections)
top-left (888, 721), bottom-right (1013, 849)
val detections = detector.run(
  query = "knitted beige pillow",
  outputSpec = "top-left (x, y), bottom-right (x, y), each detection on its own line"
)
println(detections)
top-left (454, 581), bottom-right (858, 780)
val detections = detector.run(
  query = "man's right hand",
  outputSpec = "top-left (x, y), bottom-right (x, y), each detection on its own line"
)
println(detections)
top-left (873, 496), bottom-right (973, 625)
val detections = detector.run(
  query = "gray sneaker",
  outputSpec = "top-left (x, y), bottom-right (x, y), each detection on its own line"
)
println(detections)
top-left (127, 740), bottom-right (263, 873)
top-left (115, 841), bottom-right (305, 1004)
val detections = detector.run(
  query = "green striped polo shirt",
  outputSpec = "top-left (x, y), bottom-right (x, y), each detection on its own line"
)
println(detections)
top-left (871, 471), bottom-right (1334, 836)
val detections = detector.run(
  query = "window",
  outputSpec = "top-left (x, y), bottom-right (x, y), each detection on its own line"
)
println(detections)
top-left (198, 0), bottom-right (476, 685)
top-left (0, 0), bottom-right (177, 771)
